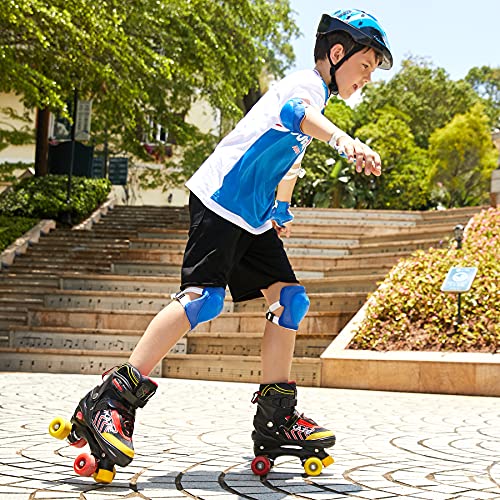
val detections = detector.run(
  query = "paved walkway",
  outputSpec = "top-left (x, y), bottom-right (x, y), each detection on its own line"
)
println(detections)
top-left (0, 373), bottom-right (499, 500)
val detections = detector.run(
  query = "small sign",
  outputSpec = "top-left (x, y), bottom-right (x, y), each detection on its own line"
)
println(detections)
top-left (91, 157), bottom-right (105, 178)
top-left (75, 100), bottom-right (92, 141)
top-left (441, 267), bottom-right (478, 293)
top-left (108, 157), bottom-right (129, 185)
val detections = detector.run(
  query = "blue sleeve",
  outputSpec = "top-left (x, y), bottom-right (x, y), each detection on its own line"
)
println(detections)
top-left (280, 98), bottom-right (307, 133)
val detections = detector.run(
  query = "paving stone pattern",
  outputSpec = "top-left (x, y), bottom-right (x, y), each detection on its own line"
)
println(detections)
top-left (0, 373), bottom-right (499, 500)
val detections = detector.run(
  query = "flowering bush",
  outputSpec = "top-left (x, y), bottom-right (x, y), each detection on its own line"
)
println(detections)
top-left (350, 207), bottom-right (500, 352)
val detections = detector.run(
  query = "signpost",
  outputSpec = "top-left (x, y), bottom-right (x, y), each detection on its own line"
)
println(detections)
top-left (108, 157), bottom-right (129, 185)
top-left (441, 266), bottom-right (478, 329)
top-left (91, 157), bottom-right (105, 179)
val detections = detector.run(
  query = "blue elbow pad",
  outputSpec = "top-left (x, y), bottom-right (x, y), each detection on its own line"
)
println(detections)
top-left (280, 98), bottom-right (307, 133)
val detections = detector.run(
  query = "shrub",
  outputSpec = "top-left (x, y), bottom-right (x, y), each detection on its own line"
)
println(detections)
top-left (0, 175), bottom-right (111, 225)
top-left (350, 207), bottom-right (500, 353)
top-left (0, 215), bottom-right (39, 252)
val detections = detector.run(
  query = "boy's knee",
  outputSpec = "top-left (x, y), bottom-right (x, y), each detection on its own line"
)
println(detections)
top-left (266, 285), bottom-right (310, 331)
top-left (173, 287), bottom-right (225, 330)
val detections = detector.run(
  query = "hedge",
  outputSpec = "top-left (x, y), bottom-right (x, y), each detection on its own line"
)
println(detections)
top-left (0, 215), bottom-right (39, 252)
top-left (0, 175), bottom-right (111, 224)
top-left (350, 207), bottom-right (500, 353)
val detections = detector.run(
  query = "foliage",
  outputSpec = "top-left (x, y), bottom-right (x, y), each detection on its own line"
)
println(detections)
top-left (0, 215), bottom-right (39, 252)
top-left (355, 107), bottom-right (433, 210)
top-left (136, 129), bottom-right (220, 191)
top-left (0, 175), bottom-right (111, 224)
top-left (428, 103), bottom-right (498, 207)
top-left (0, 162), bottom-right (33, 183)
top-left (350, 207), bottom-right (500, 352)
top-left (466, 66), bottom-right (500, 128)
top-left (0, 107), bottom-right (34, 152)
top-left (356, 57), bottom-right (479, 149)
top-left (293, 99), bottom-right (361, 207)
top-left (0, 0), bottom-right (298, 162)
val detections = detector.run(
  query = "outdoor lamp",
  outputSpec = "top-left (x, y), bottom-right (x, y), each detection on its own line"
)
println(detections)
top-left (454, 224), bottom-right (464, 250)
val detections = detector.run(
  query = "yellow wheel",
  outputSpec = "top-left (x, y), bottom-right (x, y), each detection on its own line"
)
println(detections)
top-left (93, 467), bottom-right (116, 484)
top-left (304, 456), bottom-right (323, 476)
top-left (48, 417), bottom-right (72, 440)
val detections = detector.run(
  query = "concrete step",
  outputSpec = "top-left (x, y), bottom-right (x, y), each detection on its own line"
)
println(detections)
top-left (0, 347), bottom-right (162, 376)
top-left (54, 272), bottom-right (377, 295)
top-left (0, 274), bottom-right (62, 288)
top-left (27, 307), bottom-right (350, 334)
top-left (349, 238), bottom-right (446, 255)
top-left (7, 326), bottom-right (332, 358)
top-left (323, 251), bottom-right (409, 274)
top-left (161, 353), bottom-right (321, 386)
top-left (0, 347), bottom-right (320, 385)
top-left (0, 288), bottom-right (365, 313)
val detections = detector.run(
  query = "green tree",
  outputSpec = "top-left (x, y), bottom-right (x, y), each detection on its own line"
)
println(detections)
top-left (466, 66), bottom-right (500, 128)
top-left (355, 107), bottom-right (433, 210)
top-left (294, 98), bottom-right (360, 208)
top-left (356, 57), bottom-right (479, 149)
top-left (428, 103), bottom-right (498, 207)
top-left (0, 0), bottom-right (299, 173)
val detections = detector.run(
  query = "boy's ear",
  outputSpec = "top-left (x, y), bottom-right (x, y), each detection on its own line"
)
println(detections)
top-left (329, 43), bottom-right (345, 64)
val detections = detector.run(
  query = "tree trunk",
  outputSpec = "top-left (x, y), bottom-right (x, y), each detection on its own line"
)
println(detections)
top-left (34, 108), bottom-right (50, 176)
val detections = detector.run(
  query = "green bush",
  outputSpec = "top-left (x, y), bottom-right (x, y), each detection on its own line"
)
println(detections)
top-left (0, 175), bottom-right (112, 225)
top-left (350, 207), bottom-right (500, 353)
top-left (0, 215), bottom-right (39, 252)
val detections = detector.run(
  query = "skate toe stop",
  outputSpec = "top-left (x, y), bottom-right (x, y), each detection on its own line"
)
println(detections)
top-left (322, 455), bottom-right (334, 467)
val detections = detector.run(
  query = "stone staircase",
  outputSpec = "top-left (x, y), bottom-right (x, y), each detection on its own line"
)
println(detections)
top-left (0, 204), bottom-right (483, 385)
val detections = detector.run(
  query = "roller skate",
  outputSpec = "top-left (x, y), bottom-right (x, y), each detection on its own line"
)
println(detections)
top-left (250, 382), bottom-right (335, 477)
top-left (48, 363), bottom-right (157, 483)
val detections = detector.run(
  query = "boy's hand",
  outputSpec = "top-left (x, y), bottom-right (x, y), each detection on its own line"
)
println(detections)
top-left (337, 136), bottom-right (382, 176)
top-left (271, 200), bottom-right (294, 238)
top-left (272, 219), bottom-right (293, 238)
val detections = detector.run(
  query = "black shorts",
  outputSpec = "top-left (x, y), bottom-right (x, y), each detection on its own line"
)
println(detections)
top-left (181, 193), bottom-right (298, 302)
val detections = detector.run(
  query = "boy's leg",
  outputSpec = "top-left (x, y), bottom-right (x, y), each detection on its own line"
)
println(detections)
top-left (260, 281), bottom-right (297, 383)
top-left (128, 293), bottom-right (193, 376)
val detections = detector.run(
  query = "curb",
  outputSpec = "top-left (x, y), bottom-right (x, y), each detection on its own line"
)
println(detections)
top-left (73, 197), bottom-right (115, 231)
top-left (320, 298), bottom-right (500, 396)
top-left (0, 219), bottom-right (56, 268)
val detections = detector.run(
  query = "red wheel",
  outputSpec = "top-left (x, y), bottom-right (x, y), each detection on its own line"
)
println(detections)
top-left (251, 456), bottom-right (271, 476)
top-left (73, 453), bottom-right (97, 477)
top-left (70, 438), bottom-right (87, 448)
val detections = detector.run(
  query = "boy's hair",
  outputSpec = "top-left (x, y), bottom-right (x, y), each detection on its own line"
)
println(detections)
top-left (314, 31), bottom-right (383, 65)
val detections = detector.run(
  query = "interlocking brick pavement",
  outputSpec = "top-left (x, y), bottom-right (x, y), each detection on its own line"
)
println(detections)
top-left (0, 373), bottom-right (499, 499)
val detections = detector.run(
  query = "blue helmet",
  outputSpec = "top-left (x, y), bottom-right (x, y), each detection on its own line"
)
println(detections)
top-left (317, 9), bottom-right (393, 70)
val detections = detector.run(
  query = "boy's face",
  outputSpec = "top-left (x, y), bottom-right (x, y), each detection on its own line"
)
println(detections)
top-left (332, 46), bottom-right (379, 99)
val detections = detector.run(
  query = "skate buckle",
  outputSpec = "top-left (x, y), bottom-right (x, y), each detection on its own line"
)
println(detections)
top-left (251, 391), bottom-right (261, 404)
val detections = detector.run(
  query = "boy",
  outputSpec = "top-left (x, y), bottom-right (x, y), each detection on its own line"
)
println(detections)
top-left (64, 9), bottom-right (393, 481)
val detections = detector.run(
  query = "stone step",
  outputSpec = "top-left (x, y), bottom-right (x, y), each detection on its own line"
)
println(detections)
top-left (53, 273), bottom-right (377, 295)
top-left (27, 307), bottom-right (349, 334)
top-left (323, 251), bottom-right (409, 274)
top-left (0, 347), bottom-right (320, 385)
top-left (7, 326), bottom-right (332, 358)
top-left (349, 237), bottom-right (445, 255)
top-left (129, 236), bottom-right (360, 250)
top-left (0, 274), bottom-right (62, 288)
top-left (161, 353), bottom-right (321, 386)
top-left (358, 225), bottom-right (454, 244)
top-left (33, 239), bottom-right (130, 250)
top-left (0, 347), bottom-right (162, 376)
top-left (7, 261), bottom-right (113, 274)
top-left (1, 288), bottom-right (365, 313)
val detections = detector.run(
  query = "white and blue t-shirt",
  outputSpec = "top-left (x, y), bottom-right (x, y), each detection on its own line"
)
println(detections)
top-left (186, 69), bottom-right (329, 234)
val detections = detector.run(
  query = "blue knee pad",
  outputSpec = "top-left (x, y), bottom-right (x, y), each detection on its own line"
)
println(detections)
top-left (266, 285), bottom-right (310, 331)
top-left (174, 287), bottom-right (225, 330)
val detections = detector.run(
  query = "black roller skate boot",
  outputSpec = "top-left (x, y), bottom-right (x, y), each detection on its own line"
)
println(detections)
top-left (251, 382), bottom-right (335, 476)
top-left (49, 363), bottom-right (157, 483)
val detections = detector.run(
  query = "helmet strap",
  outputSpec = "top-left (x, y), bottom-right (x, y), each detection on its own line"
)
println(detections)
top-left (327, 45), bottom-right (365, 95)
